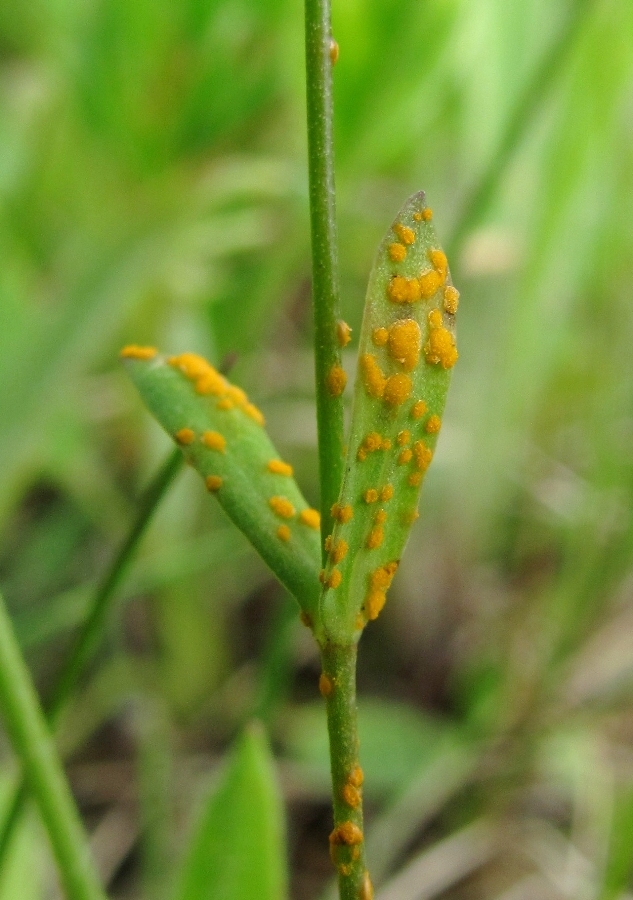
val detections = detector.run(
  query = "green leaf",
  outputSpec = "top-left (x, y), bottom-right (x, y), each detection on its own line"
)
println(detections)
top-left (176, 723), bottom-right (287, 900)
top-left (121, 348), bottom-right (321, 621)
top-left (319, 192), bottom-right (458, 643)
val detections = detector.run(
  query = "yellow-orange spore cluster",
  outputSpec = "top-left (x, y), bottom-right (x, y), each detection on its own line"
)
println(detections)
top-left (412, 400), bottom-right (428, 419)
top-left (387, 246), bottom-right (448, 305)
top-left (366, 525), bottom-right (384, 549)
top-left (397, 429), bottom-right (410, 445)
top-left (364, 562), bottom-right (398, 621)
top-left (267, 459), bottom-right (293, 477)
top-left (387, 319), bottom-right (421, 370)
top-left (329, 822), bottom-right (363, 848)
top-left (330, 539), bottom-right (349, 564)
top-left (393, 223), bottom-right (415, 245)
top-left (205, 475), bottom-right (222, 492)
top-left (364, 489), bottom-right (378, 504)
top-left (425, 414), bottom-right (441, 434)
top-left (443, 285), bottom-right (460, 315)
top-left (327, 364), bottom-right (347, 397)
top-left (413, 439), bottom-right (433, 471)
top-left (120, 345), bottom-right (157, 360)
top-left (357, 430), bottom-right (390, 461)
top-left (383, 373), bottom-right (412, 407)
top-left (277, 524), bottom-right (291, 542)
top-left (342, 782), bottom-right (361, 809)
top-left (319, 672), bottom-right (333, 697)
top-left (326, 569), bottom-right (342, 589)
top-left (269, 496), bottom-right (295, 519)
top-left (388, 242), bottom-right (407, 262)
top-left (299, 508), bottom-right (321, 529)
top-left (167, 352), bottom-right (266, 425)
top-left (408, 471), bottom-right (422, 487)
top-left (398, 448), bottom-right (413, 465)
top-left (360, 354), bottom-right (386, 398)
top-left (380, 484), bottom-right (394, 501)
top-left (372, 327), bottom-right (389, 346)
top-left (337, 320), bottom-right (352, 346)
top-left (175, 427), bottom-right (195, 445)
top-left (331, 503), bottom-right (354, 524)
top-left (202, 431), bottom-right (226, 453)
top-left (424, 309), bottom-right (458, 369)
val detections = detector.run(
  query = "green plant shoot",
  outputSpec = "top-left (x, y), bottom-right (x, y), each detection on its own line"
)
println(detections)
top-left (318, 191), bottom-right (458, 646)
top-left (121, 348), bottom-right (322, 621)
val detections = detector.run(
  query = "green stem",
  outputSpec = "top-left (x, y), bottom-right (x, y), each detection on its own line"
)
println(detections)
top-left (0, 592), bottom-right (107, 900)
top-left (321, 643), bottom-right (370, 900)
top-left (0, 449), bottom-right (183, 866)
top-left (304, 0), bottom-right (345, 555)
top-left (447, 0), bottom-right (595, 260)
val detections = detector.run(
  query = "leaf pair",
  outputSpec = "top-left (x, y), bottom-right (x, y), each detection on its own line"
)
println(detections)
top-left (122, 191), bottom-right (458, 644)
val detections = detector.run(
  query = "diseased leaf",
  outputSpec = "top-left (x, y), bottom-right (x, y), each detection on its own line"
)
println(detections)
top-left (176, 724), bottom-right (287, 900)
top-left (121, 348), bottom-right (321, 620)
top-left (319, 192), bottom-right (458, 644)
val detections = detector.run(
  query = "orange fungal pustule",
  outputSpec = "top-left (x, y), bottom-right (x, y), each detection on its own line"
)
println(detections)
top-left (329, 39), bottom-right (339, 65)
top-left (360, 354), bottom-right (386, 398)
top-left (413, 439), bottom-right (433, 471)
top-left (319, 672), bottom-right (334, 696)
top-left (201, 431), bottom-right (226, 452)
top-left (393, 223), bottom-right (415, 245)
top-left (277, 524), bottom-right (291, 542)
top-left (443, 285), bottom-right (460, 315)
top-left (425, 414), bottom-right (441, 434)
top-left (366, 526), bottom-right (384, 549)
top-left (412, 400), bottom-right (427, 419)
top-left (398, 448), bottom-right (413, 464)
top-left (383, 373), bottom-right (412, 407)
top-left (364, 489), bottom-right (378, 504)
top-left (388, 275), bottom-right (421, 304)
top-left (175, 427), bottom-right (195, 445)
top-left (243, 402), bottom-right (265, 426)
top-left (341, 783), bottom-right (361, 808)
top-left (388, 319), bottom-right (421, 371)
top-left (327, 364), bottom-right (347, 397)
top-left (205, 475), bottom-right (222, 492)
top-left (331, 539), bottom-right (349, 563)
top-left (424, 312), bottom-right (458, 369)
top-left (388, 242), bottom-right (407, 262)
top-left (397, 429), bottom-right (410, 446)
top-left (329, 822), bottom-right (363, 847)
top-left (380, 484), bottom-right (394, 502)
top-left (269, 496), bottom-right (295, 519)
top-left (331, 503), bottom-right (353, 523)
top-left (372, 327), bottom-right (389, 347)
top-left (327, 569), bottom-right (342, 589)
top-left (267, 459), bottom-right (293, 477)
top-left (337, 320), bottom-right (352, 347)
top-left (120, 345), bottom-right (157, 360)
top-left (299, 508), bottom-right (321, 529)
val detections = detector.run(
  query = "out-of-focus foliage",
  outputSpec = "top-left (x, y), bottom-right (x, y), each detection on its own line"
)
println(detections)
top-left (0, 0), bottom-right (632, 897)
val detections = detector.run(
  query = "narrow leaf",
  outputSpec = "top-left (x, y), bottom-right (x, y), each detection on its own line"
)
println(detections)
top-left (121, 348), bottom-right (321, 620)
top-left (319, 192), bottom-right (458, 643)
top-left (176, 724), bottom-right (287, 900)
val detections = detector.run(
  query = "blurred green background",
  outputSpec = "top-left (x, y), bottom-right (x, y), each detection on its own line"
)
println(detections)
top-left (1, 0), bottom-right (633, 897)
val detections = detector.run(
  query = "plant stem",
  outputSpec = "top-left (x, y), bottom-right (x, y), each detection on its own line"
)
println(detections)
top-left (0, 592), bottom-right (107, 900)
top-left (447, 0), bottom-right (595, 260)
top-left (0, 448), bottom-right (183, 865)
top-left (321, 643), bottom-right (370, 900)
top-left (304, 0), bottom-right (345, 555)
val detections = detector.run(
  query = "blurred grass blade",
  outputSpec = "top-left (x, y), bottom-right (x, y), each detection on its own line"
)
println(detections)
top-left (122, 348), bottom-right (322, 619)
top-left (0, 448), bottom-right (184, 869)
top-left (448, 0), bottom-right (597, 259)
top-left (319, 192), bottom-right (457, 644)
top-left (0, 592), bottom-right (106, 900)
top-left (176, 723), bottom-right (287, 900)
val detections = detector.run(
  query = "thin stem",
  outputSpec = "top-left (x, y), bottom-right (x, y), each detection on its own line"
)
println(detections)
top-left (46, 448), bottom-right (183, 721)
top-left (447, 0), bottom-right (595, 261)
top-left (0, 592), bottom-right (107, 900)
top-left (304, 0), bottom-right (345, 555)
top-left (321, 643), bottom-right (370, 900)
top-left (0, 448), bottom-right (183, 865)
